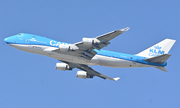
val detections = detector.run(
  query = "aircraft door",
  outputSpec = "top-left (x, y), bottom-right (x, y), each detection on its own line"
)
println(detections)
top-left (25, 39), bottom-right (29, 44)
top-left (133, 58), bottom-right (137, 64)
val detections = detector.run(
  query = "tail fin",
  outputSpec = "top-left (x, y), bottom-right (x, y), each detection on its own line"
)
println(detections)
top-left (137, 39), bottom-right (176, 58)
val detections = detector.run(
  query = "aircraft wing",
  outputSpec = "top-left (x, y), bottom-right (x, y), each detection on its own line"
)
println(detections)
top-left (50, 27), bottom-right (129, 60)
top-left (75, 27), bottom-right (130, 49)
top-left (61, 61), bottom-right (120, 81)
top-left (73, 27), bottom-right (130, 60)
top-left (96, 27), bottom-right (130, 43)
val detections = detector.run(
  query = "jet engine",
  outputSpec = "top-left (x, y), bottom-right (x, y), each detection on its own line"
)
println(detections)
top-left (59, 44), bottom-right (71, 52)
top-left (59, 44), bottom-right (79, 51)
top-left (82, 38), bottom-right (100, 45)
top-left (76, 71), bottom-right (93, 79)
top-left (55, 63), bottom-right (72, 71)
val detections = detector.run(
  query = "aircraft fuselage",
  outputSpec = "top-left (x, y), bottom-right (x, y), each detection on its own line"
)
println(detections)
top-left (5, 33), bottom-right (166, 68)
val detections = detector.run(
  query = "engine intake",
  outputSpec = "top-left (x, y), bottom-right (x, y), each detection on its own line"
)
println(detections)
top-left (56, 63), bottom-right (72, 71)
top-left (76, 71), bottom-right (93, 79)
top-left (82, 38), bottom-right (100, 45)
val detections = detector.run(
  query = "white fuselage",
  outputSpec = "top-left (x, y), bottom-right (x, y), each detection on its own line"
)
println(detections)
top-left (10, 44), bottom-right (151, 68)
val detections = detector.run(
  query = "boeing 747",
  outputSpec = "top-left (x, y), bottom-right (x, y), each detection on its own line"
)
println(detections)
top-left (4, 27), bottom-right (176, 81)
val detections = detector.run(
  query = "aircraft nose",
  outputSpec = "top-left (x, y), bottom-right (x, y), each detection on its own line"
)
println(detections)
top-left (4, 37), bottom-right (9, 43)
top-left (4, 36), bottom-right (16, 44)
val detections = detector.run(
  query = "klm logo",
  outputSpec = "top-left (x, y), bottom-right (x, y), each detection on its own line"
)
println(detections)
top-left (149, 45), bottom-right (164, 56)
top-left (30, 38), bottom-right (36, 41)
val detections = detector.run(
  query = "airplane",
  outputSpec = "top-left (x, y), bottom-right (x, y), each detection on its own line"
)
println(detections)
top-left (4, 27), bottom-right (176, 81)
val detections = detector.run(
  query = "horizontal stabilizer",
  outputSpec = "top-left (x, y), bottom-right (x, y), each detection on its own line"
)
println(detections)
top-left (155, 66), bottom-right (167, 72)
top-left (144, 54), bottom-right (171, 64)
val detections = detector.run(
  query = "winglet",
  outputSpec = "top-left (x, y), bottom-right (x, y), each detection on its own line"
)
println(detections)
top-left (120, 27), bottom-right (130, 32)
top-left (113, 77), bottom-right (120, 81)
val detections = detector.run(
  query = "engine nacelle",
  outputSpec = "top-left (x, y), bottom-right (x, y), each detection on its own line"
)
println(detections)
top-left (82, 38), bottom-right (100, 45)
top-left (76, 71), bottom-right (93, 79)
top-left (56, 63), bottom-right (72, 71)
top-left (59, 44), bottom-right (71, 52)
top-left (59, 44), bottom-right (79, 52)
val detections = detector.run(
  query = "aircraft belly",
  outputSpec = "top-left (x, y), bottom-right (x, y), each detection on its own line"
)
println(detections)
top-left (10, 44), bottom-right (48, 55)
top-left (96, 55), bottom-right (143, 68)
top-left (50, 53), bottom-right (99, 65)
top-left (9, 44), bottom-right (151, 68)
top-left (10, 44), bottom-right (97, 65)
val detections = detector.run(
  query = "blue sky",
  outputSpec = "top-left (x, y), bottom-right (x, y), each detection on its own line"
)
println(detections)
top-left (0, 0), bottom-right (180, 108)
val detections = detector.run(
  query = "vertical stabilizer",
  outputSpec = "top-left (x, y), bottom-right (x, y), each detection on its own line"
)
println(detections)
top-left (137, 39), bottom-right (176, 58)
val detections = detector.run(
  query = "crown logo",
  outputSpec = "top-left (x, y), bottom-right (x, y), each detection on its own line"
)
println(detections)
top-left (154, 45), bottom-right (161, 49)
